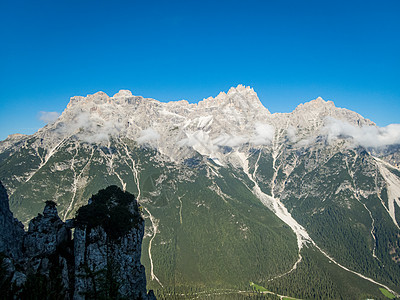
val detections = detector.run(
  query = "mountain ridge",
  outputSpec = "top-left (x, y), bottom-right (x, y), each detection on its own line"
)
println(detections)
top-left (61, 85), bottom-right (368, 122)
top-left (1, 85), bottom-right (377, 162)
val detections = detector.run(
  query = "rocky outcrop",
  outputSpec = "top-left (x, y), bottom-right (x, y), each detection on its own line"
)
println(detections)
top-left (73, 185), bottom-right (154, 299)
top-left (73, 223), bottom-right (150, 299)
top-left (21, 200), bottom-right (73, 297)
top-left (24, 200), bottom-right (71, 258)
top-left (0, 181), bottom-right (24, 259)
top-left (0, 184), bottom-right (155, 299)
top-left (0, 195), bottom-right (73, 298)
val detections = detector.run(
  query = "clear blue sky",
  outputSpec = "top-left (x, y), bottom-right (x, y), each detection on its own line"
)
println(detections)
top-left (1, 0), bottom-right (399, 140)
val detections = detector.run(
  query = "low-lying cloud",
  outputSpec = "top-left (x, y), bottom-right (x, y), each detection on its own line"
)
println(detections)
top-left (136, 128), bottom-right (161, 145)
top-left (53, 108), bottom-right (125, 144)
top-left (250, 123), bottom-right (275, 146)
top-left (179, 123), bottom-right (275, 153)
top-left (213, 134), bottom-right (247, 148)
top-left (39, 111), bottom-right (60, 123)
top-left (286, 126), bottom-right (297, 142)
top-left (322, 117), bottom-right (400, 148)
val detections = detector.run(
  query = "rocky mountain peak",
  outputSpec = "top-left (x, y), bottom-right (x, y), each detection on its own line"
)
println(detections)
top-left (113, 89), bottom-right (133, 98)
top-left (86, 91), bottom-right (109, 103)
top-left (197, 84), bottom-right (270, 114)
top-left (66, 91), bottom-right (112, 109)
top-left (24, 200), bottom-right (69, 260)
top-left (228, 84), bottom-right (255, 95)
top-left (294, 96), bottom-right (335, 111)
top-left (7, 86), bottom-right (383, 164)
top-left (289, 96), bottom-right (374, 129)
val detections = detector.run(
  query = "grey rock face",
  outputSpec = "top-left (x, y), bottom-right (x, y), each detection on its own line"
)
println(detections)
top-left (19, 201), bottom-right (73, 295)
top-left (74, 223), bottom-right (150, 299)
top-left (73, 186), bottom-right (155, 299)
top-left (0, 181), bottom-right (24, 259)
top-left (24, 201), bottom-right (70, 258)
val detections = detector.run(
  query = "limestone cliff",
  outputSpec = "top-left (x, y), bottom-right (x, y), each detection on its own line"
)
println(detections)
top-left (73, 185), bottom-right (153, 299)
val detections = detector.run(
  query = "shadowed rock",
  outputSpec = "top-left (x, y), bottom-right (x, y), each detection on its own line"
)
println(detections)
top-left (0, 184), bottom-right (155, 300)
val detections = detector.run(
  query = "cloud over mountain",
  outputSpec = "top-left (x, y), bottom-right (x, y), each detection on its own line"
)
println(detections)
top-left (136, 128), bottom-right (161, 146)
top-left (39, 111), bottom-right (60, 123)
top-left (322, 117), bottom-right (400, 148)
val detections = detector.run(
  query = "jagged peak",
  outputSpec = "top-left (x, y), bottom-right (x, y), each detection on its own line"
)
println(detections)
top-left (295, 97), bottom-right (336, 111)
top-left (65, 85), bottom-right (263, 111)
top-left (66, 90), bottom-right (148, 110)
top-left (214, 84), bottom-right (256, 100)
top-left (85, 91), bottom-right (110, 102)
top-left (113, 90), bottom-right (133, 98)
top-left (227, 84), bottom-right (255, 95)
top-left (197, 85), bottom-right (269, 113)
top-left (288, 96), bottom-right (375, 128)
top-left (91, 91), bottom-right (109, 97)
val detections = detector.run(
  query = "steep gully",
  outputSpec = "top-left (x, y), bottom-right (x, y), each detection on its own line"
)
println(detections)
top-left (345, 151), bottom-right (378, 260)
top-left (63, 145), bottom-right (94, 220)
top-left (24, 134), bottom-right (73, 186)
top-left (120, 141), bottom-right (164, 288)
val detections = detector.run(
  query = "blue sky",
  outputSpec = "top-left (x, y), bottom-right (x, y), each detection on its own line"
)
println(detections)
top-left (1, 0), bottom-right (399, 140)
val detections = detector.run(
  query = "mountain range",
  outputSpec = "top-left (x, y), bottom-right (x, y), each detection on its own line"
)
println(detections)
top-left (1, 85), bottom-right (400, 299)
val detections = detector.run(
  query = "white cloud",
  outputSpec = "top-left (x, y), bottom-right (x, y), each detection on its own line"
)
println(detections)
top-left (296, 137), bottom-right (314, 148)
top-left (136, 128), bottom-right (161, 145)
top-left (322, 117), bottom-right (400, 148)
top-left (53, 108), bottom-right (126, 144)
top-left (180, 123), bottom-right (275, 153)
top-left (82, 119), bottom-right (124, 144)
top-left (178, 130), bottom-right (218, 156)
top-left (178, 130), bottom-right (212, 148)
top-left (39, 111), bottom-right (60, 123)
top-left (250, 123), bottom-right (275, 146)
top-left (286, 126), bottom-right (297, 142)
top-left (213, 133), bottom-right (247, 147)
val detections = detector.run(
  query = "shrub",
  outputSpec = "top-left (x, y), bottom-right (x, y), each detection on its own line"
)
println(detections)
top-left (75, 186), bottom-right (142, 240)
